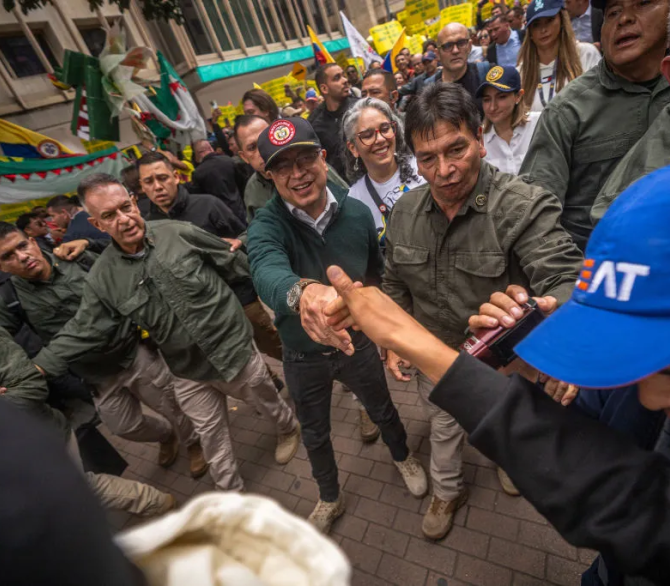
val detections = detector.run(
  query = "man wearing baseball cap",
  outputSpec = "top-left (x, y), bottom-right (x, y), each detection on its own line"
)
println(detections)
top-left (397, 51), bottom-right (439, 99)
top-left (246, 117), bottom-right (427, 534)
top-left (519, 0), bottom-right (670, 252)
top-left (322, 164), bottom-right (670, 583)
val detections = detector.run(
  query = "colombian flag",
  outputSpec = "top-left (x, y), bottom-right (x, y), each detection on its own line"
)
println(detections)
top-left (382, 29), bottom-right (407, 74)
top-left (0, 119), bottom-right (78, 159)
top-left (308, 26), bottom-right (335, 67)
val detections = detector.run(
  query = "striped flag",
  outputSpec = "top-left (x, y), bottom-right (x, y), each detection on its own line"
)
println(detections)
top-left (382, 29), bottom-right (407, 74)
top-left (308, 26), bottom-right (335, 67)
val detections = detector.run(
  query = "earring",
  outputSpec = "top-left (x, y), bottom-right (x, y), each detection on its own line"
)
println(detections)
top-left (354, 157), bottom-right (360, 171)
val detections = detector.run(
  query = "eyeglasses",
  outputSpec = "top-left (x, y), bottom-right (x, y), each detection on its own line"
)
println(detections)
top-left (356, 121), bottom-right (397, 146)
top-left (271, 150), bottom-right (322, 176)
top-left (440, 38), bottom-right (469, 52)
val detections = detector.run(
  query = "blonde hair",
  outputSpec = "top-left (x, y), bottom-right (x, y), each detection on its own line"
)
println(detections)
top-left (517, 9), bottom-right (583, 109)
top-left (482, 92), bottom-right (530, 133)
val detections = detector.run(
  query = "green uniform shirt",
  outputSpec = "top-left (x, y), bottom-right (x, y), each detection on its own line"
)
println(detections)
top-left (0, 251), bottom-right (139, 384)
top-left (0, 327), bottom-right (69, 441)
top-left (35, 221), bottom-right (253, 383)
top-left (519, 60), bottom-right (670, 251)
top-left (592, 104), bottom-right (670, 224)
top-left (383, 162), bottom-right (583, 349)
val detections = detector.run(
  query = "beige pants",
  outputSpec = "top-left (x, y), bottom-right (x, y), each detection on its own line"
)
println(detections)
top-left (67, 432), bottom-right (170, 516)
top-left (94, 344), bottom-right (197, 447)
top-left (173, 344), bottom-right (298, 492)
top-left (417, 372), bottom-right (465, 502)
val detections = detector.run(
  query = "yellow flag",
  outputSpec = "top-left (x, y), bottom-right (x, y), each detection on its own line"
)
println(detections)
top-left (308, 25), bottom-right (335, 65)
top-left (292, 62), bottom-right (307, 81)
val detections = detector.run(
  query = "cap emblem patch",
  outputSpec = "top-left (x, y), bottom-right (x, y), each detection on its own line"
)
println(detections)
top-left (486, 66), bottom-right (504, 83)
top-left (268, 120), bottom-right (296, 146)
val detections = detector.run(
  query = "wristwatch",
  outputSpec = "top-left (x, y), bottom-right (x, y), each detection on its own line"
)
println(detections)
top-left (287, 279), bottom-right (321, 313)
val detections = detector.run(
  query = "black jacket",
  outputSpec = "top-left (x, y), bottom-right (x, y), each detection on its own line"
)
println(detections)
top-left (399, 71), bottom-right (433, 97)
top-left (591, 8), bottom-right (604, 44)
top-left (430, 353), bottom-right (670, 585)
top-left (189, 153), bottom-right (247, 225)
top-left (486, 28), bottom-right (526, 65)
top-left (307, 95), bottom-right (358, 179)
top-left (145, 185), bottom-right (245, 238)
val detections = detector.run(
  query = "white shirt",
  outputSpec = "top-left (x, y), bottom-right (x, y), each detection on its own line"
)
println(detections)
top-left (524, 42), bottom-right (602, 113)
top-left (284, 188), bottom-right (338, 235)
top-left (483, 111), bottom-right (541, 175)
top-left (347, 158), bottom-right (426, 233)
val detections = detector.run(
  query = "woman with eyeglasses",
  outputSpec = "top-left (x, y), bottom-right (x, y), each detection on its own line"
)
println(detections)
top-left (342, 98), bottom-right (425, 246)
top-left (517, 0), bottom-right (600, 112)
top-left (478, 66), bottom-right (541, 175)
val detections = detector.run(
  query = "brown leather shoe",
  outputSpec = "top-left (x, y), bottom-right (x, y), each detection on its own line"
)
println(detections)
top-left (158, 432), bottom-right (179, 468)
top-left (497, 467), bottom-right (521, 496)
top-left (187, 442), bottom-right (209, 479)
top-left (359, 406), bottom-right (380, 443)
top-left (422, 488), bottom-right (469, 540)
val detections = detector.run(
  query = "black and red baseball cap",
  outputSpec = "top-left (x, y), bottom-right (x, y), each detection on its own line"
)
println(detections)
top-left (258, 118), bottom-right (321, 170)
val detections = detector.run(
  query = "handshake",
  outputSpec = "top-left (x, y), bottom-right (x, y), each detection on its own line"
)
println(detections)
top-left (299, 267), bottom-right (577, 406)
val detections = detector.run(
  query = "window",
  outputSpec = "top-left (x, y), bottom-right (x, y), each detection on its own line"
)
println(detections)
top-left (0, 32), bottom-right (59, 78)
top-left (178, 0), bottom-right (214, 55)
top-left (80, 27), bottom-right (107, 57)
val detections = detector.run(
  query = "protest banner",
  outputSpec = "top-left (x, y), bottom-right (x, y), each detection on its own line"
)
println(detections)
top-left (440, 4), bottom-right (474, 28)
top-left (370, 20), bottom-right (403, 55)
top-left (405, 0), bottom-right (440, 25)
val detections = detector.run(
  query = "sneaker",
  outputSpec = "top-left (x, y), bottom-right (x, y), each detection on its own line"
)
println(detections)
top-left (497, 467), bottom-right (520, 497)
top-left (422, 488), bottom-right (469, 540)
top-left (359, 406), bottom-right (380, 443)
top-left (308, 494), bottom-right (346, 533)
top-left (158, 432), bottom-right (179, 468)
top-left (394, 454), bottom-right (428, 498)
top-left (187, 442), bottom-right (209, 479)
top-left (275, 423), bottom-right (301, 464)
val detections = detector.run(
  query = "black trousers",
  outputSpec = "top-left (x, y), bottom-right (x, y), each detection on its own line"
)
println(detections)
top-left (283, 333), bottom-right (408, 502)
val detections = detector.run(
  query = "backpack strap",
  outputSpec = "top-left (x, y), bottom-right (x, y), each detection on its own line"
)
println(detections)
top-left (364, 175), bottom-right (392, 221)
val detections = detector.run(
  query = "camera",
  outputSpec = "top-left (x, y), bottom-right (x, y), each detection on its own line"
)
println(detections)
top-left (460, 299), bottom-right (545, 369)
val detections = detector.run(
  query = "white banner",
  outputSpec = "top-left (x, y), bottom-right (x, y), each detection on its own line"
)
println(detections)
top-left (340, 11), bottom-right (381, 69)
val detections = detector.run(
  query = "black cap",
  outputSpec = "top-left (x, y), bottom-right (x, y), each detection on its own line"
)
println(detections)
top-left (258, 118), bottom-right (321, 170)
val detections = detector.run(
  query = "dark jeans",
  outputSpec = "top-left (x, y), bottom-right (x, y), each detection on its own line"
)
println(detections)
top-left (283, 332), bottom-right (409, 502)
top-left (575, 386), bottom-right (666, 586)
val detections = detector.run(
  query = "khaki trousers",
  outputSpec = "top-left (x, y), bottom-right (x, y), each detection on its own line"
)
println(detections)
top-left (417, 372), bottom-right (465, 502)
top-left (94, 344), bottom-right (197, 446)
top-left (67, 432), bottom-right (170, 516)
top-left (173, 344), bottom-right (298, 491)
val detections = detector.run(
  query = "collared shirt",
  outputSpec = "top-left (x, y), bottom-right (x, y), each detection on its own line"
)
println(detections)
top-left (383, 162), bottom-right (582, 349)
top-left (495, 30), bottom-right (522, 68)
top-left (284, 188), bottom-right (338, 236)
top-left (483, 112), bottom-right (541, 175)
top-left (571, 4), bottom-right (593, 43)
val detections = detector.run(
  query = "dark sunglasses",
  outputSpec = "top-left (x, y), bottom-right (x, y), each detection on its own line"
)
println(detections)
top-left (440, 38), bottom-right (469, 52)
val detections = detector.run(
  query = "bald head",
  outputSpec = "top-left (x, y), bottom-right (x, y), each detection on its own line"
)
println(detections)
top-left (437, 23), bottom-right (472, 78)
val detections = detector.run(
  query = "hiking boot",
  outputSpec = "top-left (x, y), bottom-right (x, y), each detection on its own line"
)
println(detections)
top-left (497, 467), bottom-right (520, 497)
top-left (275, 423), bottom-right (301, 464)
top-left (158, 432), bottom-right (179, 468)
top-left (422, 488), bottom-right (469, 540)
top-left (394, 454), bottom-right (428, 498)
top-left (187, 442), bottom-right (209, 479)
top-left (359, 406), bottom-right (380, 443)
top-left (308, 494), bottom-right (346, 533)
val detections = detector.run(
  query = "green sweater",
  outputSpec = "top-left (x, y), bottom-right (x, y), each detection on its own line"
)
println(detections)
top-left (247, 182), bottom-right (383, 354)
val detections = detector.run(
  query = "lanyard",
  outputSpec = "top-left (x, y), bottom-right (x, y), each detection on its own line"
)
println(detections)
top-left (537, 59), bottom-right (559, 108)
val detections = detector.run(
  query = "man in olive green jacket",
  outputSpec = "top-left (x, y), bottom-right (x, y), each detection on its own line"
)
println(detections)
top-left (519, 0), bottom-right (670, 251)
top-left (592, 52), bottom-right (670, 224)
top-left (0, 326), bottom-right (175, 516)
top-left (384, 83), bottom-right (582, 540)
top-left (34, 173), bottom-right (300, 493)
top-left (0, 222), bottom-right (205, 477)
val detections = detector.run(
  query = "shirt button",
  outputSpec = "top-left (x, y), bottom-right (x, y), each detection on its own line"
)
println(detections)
top-left (475, 194), bottom-right (487, 206)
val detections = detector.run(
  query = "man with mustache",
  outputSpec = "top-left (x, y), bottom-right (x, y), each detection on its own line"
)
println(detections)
top-left (520, 0), bottom-right (670, 252)
top-left (381, 83), bottom-right (582, 540)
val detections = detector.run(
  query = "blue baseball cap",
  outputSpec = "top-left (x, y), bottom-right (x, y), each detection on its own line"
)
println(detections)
top-left (515, 165), bottom-right (670, 388)
top-left (422, 50), bottom-right (438, 62)
top-left (475, 65), bottom-right (521, 98)
top-left (525, 0), bottom-right (564, 27)
top-left (305, 88), bottom-right (318, 101)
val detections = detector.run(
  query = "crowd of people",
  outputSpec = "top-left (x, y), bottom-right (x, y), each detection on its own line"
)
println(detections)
top-left (2, 0), bottom-right (670, 585)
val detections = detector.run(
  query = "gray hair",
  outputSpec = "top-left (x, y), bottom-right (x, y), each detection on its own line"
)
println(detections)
top-left (77, 172), bottom-right (126, 212)
top-left (341, 97), bottom-right (420, 185)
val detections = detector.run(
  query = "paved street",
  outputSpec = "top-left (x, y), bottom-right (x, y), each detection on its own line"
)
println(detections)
top-left (105, 356), bottom-right (595, 586)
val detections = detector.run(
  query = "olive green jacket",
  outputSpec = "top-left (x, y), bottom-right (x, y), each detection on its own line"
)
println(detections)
top-left (0, 251), bottom-right (140, 384)
top-left (592, 104), bottom-right (670, 224)
top-left (0, 327), bottom-right (69, 441)
top-left (519, 60), bottom-right (670, 251)
top-left (383, 162), bottom-right (583, 349)
top-left (35, 221), bottom-right (253, 383)
top-left (244, 165), bottom-right (349, 224)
